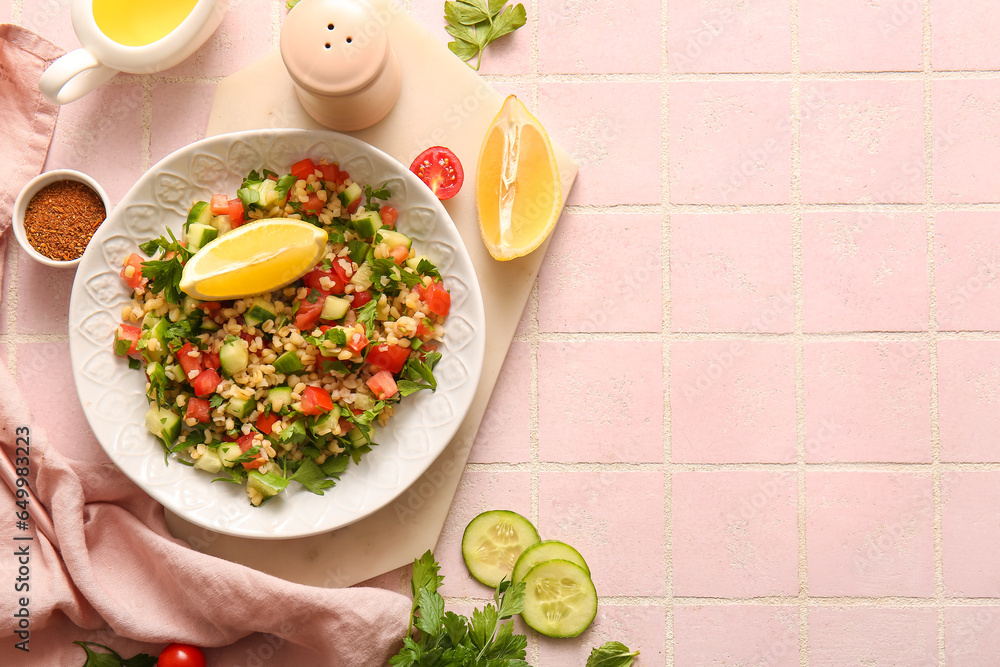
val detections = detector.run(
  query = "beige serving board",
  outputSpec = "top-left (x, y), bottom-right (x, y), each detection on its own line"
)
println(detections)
top-left (163, 0), bottom-right (577, 587)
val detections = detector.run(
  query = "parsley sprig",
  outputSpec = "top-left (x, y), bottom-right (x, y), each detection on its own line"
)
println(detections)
top-left (138, 230), bottom-right (191, 305)
top-left (445, 0), bottom-right (526, 71)
top-left (390, 551), bottom-right (530, 667)
top-left (586, 642), bottom-right (640, 667)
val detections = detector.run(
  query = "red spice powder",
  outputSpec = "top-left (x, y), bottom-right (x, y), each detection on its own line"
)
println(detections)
top-left (23, 180), bottom-right (107, 261)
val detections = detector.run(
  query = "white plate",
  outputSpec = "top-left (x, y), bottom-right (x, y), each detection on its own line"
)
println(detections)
top-left (68, 129), bottom-right (486, 539)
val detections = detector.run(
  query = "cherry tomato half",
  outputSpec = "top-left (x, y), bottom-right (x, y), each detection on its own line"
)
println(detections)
top-left (158, 643), bottom-right (206, 667)
top-left (409, 146), bottom-right (464, 200)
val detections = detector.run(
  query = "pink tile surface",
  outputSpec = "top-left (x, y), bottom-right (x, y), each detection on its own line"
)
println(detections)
top-left (935, 211), bottom-right (1000, 331)
top-left (43, 84), bottom-right (144, 203)
top-left (20, 0), bottom-right (80, 51)
top-left (538, 82), bottom-right (662, 206)
top-left (673, 606), bottom-right (799, 666)
top-left (409, 0), bottom-right (530, 74)
top-left (942, 472), bottom-right (1000, 597)
top-left (538, 341), bottom-right (664, 463)
top-left (671, 341), bottom-right (796, 463)
top-left (537, 605), bottom-right (666, 667)
top-left (806, 471), bottom-right (934, 597)
top-left (804, 342), bottom-right (932, 463)
top-left (539, 472), bottom-right (666, 597)
top-left (799, 0), bottom-right (922, 72)
top-left (938, 340), bottom-right (1000, 462)
top-left (667, 0), bottom-right (792, 73)
top-left (539, 0), bottom-right (660, 74)
top-left (669, 81), bottom-right (792, 204)
top-left (933, 80), bottom-right (1000, 203)
top-left (150, 83), bottom-right (217, 165)
top-left (433, 470), bottom-right (531, 598)
top-left (945, 607), bottom-right (1000, 666)
top-left (469, 342), bottom-right (530, 463)
top-left (538, 213), bottom-right (662, 333)
top-left (14, 245), bottom-right (75, 335)
top-left (933, 0), bottom-right (1000, 70)
top-left (672, 471), bottom-right (798, 597)
top-left (800, 81), bottom-right (924, 204)
top-left (671, 213), bottom-right (793, 333)
top-left (0, 240), bottom-right (13, 334)
top-left (802, 212), bottom-right (929, 332)
top-left (14, 342), bottom-right (109, 463)
top-left (808, 607), bottom-right (938, 665)
top-left (162, 0), bottom-right (274, 77)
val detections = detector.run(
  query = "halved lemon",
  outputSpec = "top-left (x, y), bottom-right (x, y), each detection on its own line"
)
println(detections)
top-left (476, 95), bottom-right (561, 261)
top-left (179, 218), bottom-right (327, 300)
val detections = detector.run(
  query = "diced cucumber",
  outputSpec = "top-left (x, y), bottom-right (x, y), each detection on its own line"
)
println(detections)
top-left (310, 411), bottom-right (340, 437)
top-left (186, 200), bottom-right (214, 229)
top-left (146, 361), bottom-right (167, 386)
top-left (211, 214), bottom-right (233, 235)
top-left (278, 419), bottom-right (307, 446)
top-left (351, 210), bottom-right (382, 238)
top-left (337, 182), bottom-right (363, 210)
top-left (141, 312), bottom-right (160, 330)
top-left (247, 470), bottom-right (289, 499)
top-left (520, 560), bottom-right (598, 638)
top-left (219, 441), bottom-right (242, 467)
top-left (182, 295), bottom-right (202, 315)
top-left (220, 338), bottom-right (249, 377)
top-left (250, 179), bottom-right (284, 210)
top-left (404, 255), bottom-right (428, 270)
top-left (461, 510), bottom-right (541, 588)
top-left (139, 318), bottom-right (169, 363)
top-left (349, 262), bottom-right (373, 290)
top-left (268, 386), bottom-right (294, 411)
top-left (244, 298), bottom-right (277, 327)
top-left (185, 222), bottom-right (218, 252)
top-left (512, 540), bottom-right (591, 584)
top-left (193, 448), bottom-right (223, 474)
top-left (200, 318), bottom-right (221, 332)
top-left (346, 427), bottom-right (366, 448)
top-left (165, 364), bottom-right (185, 383)
top-left (378, 229), bottom-right (412, 250)
top-left (347, 240), bottom-right (370, 265)
top-left (144, 405), bottom-right (181, 447)
top-left (273, 350), bottom-right (304, 374)
top-left (320, 295), bottom-right (350, 321)
top-left (353, 393), bottom-right (374, 412)
top-left (226, 397), bottom-right (255, 420)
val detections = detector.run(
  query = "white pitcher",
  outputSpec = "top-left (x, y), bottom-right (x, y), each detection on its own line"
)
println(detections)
top-left (39, 0), bottom-right (230, 105)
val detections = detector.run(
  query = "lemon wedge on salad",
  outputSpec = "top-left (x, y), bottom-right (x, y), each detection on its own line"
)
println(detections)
top-left (476, 94), bottom-right (561, 261)
top-left (179, 218), bottom-right (327, 300)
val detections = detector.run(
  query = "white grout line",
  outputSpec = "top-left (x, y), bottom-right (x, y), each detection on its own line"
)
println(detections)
top-left (661, 0), bottom-right (673, 661)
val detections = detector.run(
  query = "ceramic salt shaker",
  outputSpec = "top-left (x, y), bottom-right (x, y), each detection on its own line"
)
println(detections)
top-left (280, 0), bottom-right (401, 131)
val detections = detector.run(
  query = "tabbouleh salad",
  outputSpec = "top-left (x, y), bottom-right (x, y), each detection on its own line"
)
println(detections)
top-left (111, 157), bottom-right (451, 506)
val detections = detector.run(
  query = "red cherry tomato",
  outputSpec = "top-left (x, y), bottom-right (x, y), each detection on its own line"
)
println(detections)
top-left (158, 643), bottom-right (206, 667)
top-left (409, 146), bottom-right (464, 200)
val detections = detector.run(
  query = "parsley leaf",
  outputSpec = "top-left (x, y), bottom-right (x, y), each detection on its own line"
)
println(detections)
top-left (356, 298), bottom-right (378, 333)
top-left (73, 641), bottom-right (157, 667)
top-left (138, 230), bottom-right (190, 305)
top-left (288, 458), bottom-right (337, 495)
top-left (586, 642), bottom-right (640, 667)
top-left (444, 0), bottom-right (526, 70)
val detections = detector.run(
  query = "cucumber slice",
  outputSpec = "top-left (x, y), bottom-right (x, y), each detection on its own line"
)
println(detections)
top-left (193, 448), bottom-right (223, 474)
top-left (338, 182), bottom-right (363, 210)
top-left (273, 350), bottom-right (304, 374)
top-left (462, 510), bottom-right (540, 588)
top-left (520, 559), bottom-right (598, 638)
top-left (512, 540), bottom-right (590, 584)
top-left (320, 295), bottom-right (350, 321)
top-left (220, 338), bottom-right (250, 376)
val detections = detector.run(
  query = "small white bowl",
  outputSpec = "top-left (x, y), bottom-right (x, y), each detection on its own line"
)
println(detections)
top-left (12, 169), bottom-right (112, 269)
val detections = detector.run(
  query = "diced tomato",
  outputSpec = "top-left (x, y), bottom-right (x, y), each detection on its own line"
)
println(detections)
top-left (302, 192), bottom-right (324, 213)
top-left (294, 296), bottom-right (325, 331)
top-left (421, 281), bottom-right (451, 317)
top-left (200, 301), bottom-right (222, 312)
top-left (202, 351), bottom-right (221, 370)
top-left (192, 368), bottom-right (221, 397)
top-left (339, 418), bottom-right (355, 433)
top-left (380, 205), bottom-right (398, 228)
top-left (291, 158), bottom-right (317, 181)
top-left (415, 320), bottom-right (432, 338)
top-left (421, 342), bottom-right (439, 354)
top-left (367, 344), bottom-right (410, 374)
top-left (185, 397), bottom-right (211, 424)
top-left (351, 290), bottom-right (372, 308)
top-left (228, 198), bottom-right (244, 227)
top-left (318, 163), bottom-right (349, 186)
top-left (210, 194), bottom-right (229, 215)
top-left (119, 253), bottom-right (146, 290)
top-left (237, 433), bottom-right (266, 469)
top-left (255, 412), bottom-right (279, 435)
top-left (177, 342), bottom-right (202, 377)
top-left (303, 268), bottom-right (346, 295)
top-left (346, 331), bottom-right (369, 355)
top-left (114, 324), bottom-right (141, 356)
top-left (390, 245), bottom-right (409, 265)
top-left (367, 370), bottom-right (398, 400)
top-left (331, 259), bottom-right (352, 286)
top-left (300, 386), bottom-right (335, 415)
top-left (318, 325), bottom-right (333, 333)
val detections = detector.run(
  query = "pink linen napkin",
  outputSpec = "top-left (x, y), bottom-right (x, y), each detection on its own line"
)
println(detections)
top-left (0, 23), bottom-right (410, 666)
